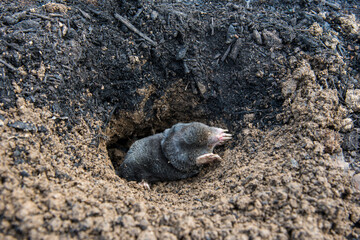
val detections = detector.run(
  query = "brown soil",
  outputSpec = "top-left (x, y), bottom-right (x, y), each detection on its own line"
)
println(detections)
top-left (1, 0), bottom-right (360, 239)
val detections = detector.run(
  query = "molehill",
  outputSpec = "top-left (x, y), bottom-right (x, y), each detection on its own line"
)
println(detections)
top-left (0, 0), bottom-right (360, 239)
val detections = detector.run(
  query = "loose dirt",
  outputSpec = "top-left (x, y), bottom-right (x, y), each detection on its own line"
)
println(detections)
top-left (1, 0), bottom-right (360, 239)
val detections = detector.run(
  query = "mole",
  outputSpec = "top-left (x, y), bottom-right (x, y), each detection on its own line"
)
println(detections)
top-left (119, 122), bottom-right (232, 188)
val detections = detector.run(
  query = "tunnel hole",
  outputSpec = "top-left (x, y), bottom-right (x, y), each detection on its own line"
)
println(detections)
top-left (107, 127), bottom-right (158, 176)
top-left (105, 79), bottom-right (229, 177)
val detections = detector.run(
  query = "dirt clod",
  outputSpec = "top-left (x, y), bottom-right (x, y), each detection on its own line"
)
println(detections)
top-left (346, 89), bottom-right (360, 112)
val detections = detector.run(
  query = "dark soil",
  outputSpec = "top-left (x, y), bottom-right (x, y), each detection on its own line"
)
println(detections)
top-left (1, 0), bottom-right (360, 239)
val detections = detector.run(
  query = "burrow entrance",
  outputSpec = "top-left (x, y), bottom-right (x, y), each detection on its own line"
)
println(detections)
top-left (106, 74), bottom-right (284, 176)
top-left (105, 79), bottom-right (227, 175)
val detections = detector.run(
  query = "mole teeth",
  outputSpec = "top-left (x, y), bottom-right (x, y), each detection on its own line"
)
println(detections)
top-left (222, 137), bottom-right (232, 140)
top-left (221, 133), bottom-right (232, 140)
top-left (218, 132), bottom-right (232, 143)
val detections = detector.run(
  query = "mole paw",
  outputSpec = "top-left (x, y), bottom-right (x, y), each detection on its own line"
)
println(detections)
top-left (196, 153), bottom-right (222, 165)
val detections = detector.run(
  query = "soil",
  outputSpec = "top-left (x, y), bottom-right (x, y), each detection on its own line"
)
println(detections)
top-left (1, 0), bottom-right (360, 239)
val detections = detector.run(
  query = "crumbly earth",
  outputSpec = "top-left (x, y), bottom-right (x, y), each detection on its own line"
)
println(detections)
top-left (1, 0), bottom-right (360, 239)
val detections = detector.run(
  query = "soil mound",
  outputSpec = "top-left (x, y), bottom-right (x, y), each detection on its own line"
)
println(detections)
top-left (1, 0), bottom-right (360, 239)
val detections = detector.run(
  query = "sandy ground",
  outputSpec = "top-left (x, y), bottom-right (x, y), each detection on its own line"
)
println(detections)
top-left (1, 0), bottom-right (360, 239)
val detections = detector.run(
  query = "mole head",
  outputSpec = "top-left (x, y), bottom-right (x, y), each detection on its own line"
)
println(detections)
top-left (182, 122), bottom-right (210, 145)
top-left (182, 122), bottom-right (232, 150)
top-left (161, 122), bottom-right (232, 171)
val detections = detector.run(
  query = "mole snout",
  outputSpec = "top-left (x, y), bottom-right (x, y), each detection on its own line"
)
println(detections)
top-left (118, 122), bottom-right (232, 186)
top-left (210, 128), bottom-right (232, 146)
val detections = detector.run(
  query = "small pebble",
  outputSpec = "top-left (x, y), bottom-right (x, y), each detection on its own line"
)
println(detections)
top-left (290, 158), bottom-right (299, 168)
top-left (253, 29), bottom-right (262, 45)
top-left (138, 230), bottom-right (156, 240)
top-left (138, 219), bottom-right (149, 230)
top-left (3, 16), bottom-right (18, 25)
top-left (151, 11), bottom-right (158, 20)
top-left (20, 170), bottom-right (30, 177)
top-left (15, 19), bottom-right (40, 30)
top-left (352, 174), bottom-right (360, 191)
top-left (226, 24), bottom-right (237, 44)
top-left (176, 46), bottom-right (187, 60)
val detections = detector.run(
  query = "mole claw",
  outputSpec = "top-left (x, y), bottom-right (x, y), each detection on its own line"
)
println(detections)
top-left (139, 180), bottom-right (151, 190)
top-left (196, 153), bottom-right (222, 165)
top-left (219, 132), bottom-right (232, 142)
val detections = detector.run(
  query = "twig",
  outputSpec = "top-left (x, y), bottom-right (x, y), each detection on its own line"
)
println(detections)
top-left (337, 44), bottom-right (345, 57)
top-left (3, 41), bottom-right (22, 52)
top-left (183, 62), bottom-right (190, 74)
top-left (132, 8), bottom-right (143, 21)
top-left (49, 13), bottom-right (64, 17)
top-left (303, 12), bottom-right (323, 22)
top-left (77, 8), bottom-right (91, 19)
top-left (229, 38), bottom-right (242, 60)
top-left (114, 13), bottom-right (157, 47)
top-left (0, 58), bottom-right (17, 72)
top-left (221, 43), bottom-right (232, 62)
top-left (87, 7), bottom-right (102, 16)
top-left (62, 65), bottom-right (73, 71)
top-left (323, 0), bottom-right (341, 10)
top-left (30, 13), bottom-right (53, 21)
top-left (295, 28), bottom-right (311, 32)
top-left (210, 17), bottom-right (215, 36)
